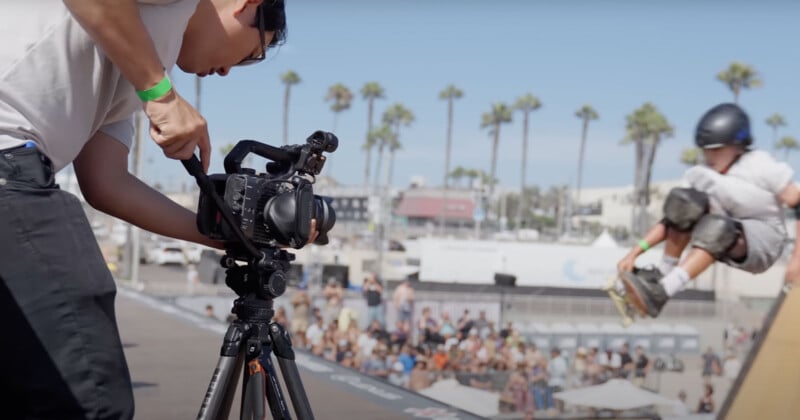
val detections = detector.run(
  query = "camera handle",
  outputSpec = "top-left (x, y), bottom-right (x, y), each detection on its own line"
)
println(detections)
top-left (223, 140), bottom-right (293, 175)
top-left (181, 155), bottom-right (263, 259)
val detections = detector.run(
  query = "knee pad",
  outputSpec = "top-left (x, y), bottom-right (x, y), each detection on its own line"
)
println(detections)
top-left (690, 214), bottom-right (740, 259)
top-left (663, 187), bottom-right (709, 231)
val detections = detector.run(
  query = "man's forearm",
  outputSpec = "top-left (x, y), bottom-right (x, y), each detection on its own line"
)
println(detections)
top-left (63, 0), bottom-right (165, 90)
top-left (91, 172), bottom-right (216, 247)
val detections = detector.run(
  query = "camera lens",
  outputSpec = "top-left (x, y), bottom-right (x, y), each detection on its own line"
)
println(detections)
top-left (312, 195), bottom-right (336, 245)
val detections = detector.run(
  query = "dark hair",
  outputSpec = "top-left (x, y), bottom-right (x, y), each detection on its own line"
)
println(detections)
top-left (260, 0), bottom-right (287, 48)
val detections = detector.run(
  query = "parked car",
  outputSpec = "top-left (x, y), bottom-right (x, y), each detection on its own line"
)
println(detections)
top-left (146, 242), bottom-right (187, 266)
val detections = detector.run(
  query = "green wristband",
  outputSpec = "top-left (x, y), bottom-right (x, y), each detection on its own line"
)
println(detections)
top-left (638, 239), bottom-right (650, 252)
top-left (136, 75), bottom-right (172, 101)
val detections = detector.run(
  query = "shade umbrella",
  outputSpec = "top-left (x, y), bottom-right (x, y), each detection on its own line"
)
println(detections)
top-left (418, 379), bottom-right (499, 417)
top-left (553, 379), bottom-right (677, 411)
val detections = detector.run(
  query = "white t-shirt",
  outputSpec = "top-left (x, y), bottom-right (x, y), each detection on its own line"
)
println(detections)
top-left (682, 150), bottom-right (793, 231)
top-left (0, 0), bottom-right (200, 171)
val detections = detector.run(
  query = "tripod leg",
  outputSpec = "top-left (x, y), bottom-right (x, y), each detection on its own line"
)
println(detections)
top-left (242, 358), bottom-right (266, 420)
top-left (198, 322), bottom-right (247, 420)
top-left (269, 323), bottom-right (315, 420)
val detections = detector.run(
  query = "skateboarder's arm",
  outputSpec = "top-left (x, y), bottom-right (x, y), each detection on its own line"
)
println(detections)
top-left (617, 222), bottom-right (667, 272)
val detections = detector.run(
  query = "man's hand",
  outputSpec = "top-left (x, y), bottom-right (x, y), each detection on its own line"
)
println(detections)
top-left (307, 219), bottom-right (319, 245)
top-left (144, 90), bottom-right (211, 173)
top-left (784, 254), bottom-right (800, 288)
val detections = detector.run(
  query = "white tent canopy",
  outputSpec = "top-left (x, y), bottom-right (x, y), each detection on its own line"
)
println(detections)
top-left (591, 229), bottom-right (619, 248)
top-left (553, 379), bottom-right (677, 411)
top-left (417, 379), bottom-right (499, 417)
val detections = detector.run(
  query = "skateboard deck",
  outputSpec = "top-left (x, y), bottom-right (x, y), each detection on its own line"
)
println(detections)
top-left (603, 274), bottom-right (636, 327)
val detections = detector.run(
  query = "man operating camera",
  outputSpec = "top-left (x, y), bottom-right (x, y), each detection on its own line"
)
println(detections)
top-left (0, 1), bottom-right (293, 418)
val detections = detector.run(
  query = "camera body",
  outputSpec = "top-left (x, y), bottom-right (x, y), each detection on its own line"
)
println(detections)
top-left (196, 131), bottom-right (337, 250)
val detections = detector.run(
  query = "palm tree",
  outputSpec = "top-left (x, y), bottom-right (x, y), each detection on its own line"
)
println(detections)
top-left (361, 82), bottom-right (385, 187)
top-left (775, 136), bottom-right (799, 160)
top-left (280, 70), bottom-right (301, 145)
top-left (623, 103), bottom-right (674, 235)
top-left (716, 62), bottom-right (762, 104)
top-left (480, 102), bottom-right (513, 198)
top-left (220, 143), bottom-right (234, 158)
top-left (325, 83), bottom-right (353, 133)
top-left (449, 166), bottom-right (467, 188)
top-left (765, 113), bottom-right (787, 146)
top-left (386, 135), bottom-right (402, 187)
top-left (368, 124), bottom-right (395, 188)
top-left (574, 104), bottom-right (599, 206)
top-left (439, 85), bottom-right (464, 231)
top-left (465, 168), bottom-right (481, 189)
top-left (513, 94), bottom-right (542, 229)
top-left (378, 103), bottom-right (415, 186)
top-left (680, 147), bottom-right (703, 166)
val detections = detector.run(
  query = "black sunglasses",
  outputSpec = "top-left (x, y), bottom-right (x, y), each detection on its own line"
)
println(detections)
top-left (236, 4), bottom-right (266, 67)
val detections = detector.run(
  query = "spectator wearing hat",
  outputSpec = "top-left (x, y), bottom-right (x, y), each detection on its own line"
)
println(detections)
top-left (388, 361), bottom-right (406, 387)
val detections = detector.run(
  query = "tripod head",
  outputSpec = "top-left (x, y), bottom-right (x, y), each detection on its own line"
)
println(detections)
top-left (219, 246), bottom-right (294, 301)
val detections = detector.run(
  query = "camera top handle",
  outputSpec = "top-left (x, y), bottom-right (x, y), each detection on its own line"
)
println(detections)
top-left (224, 131), bottom-right (337, 178)
top-left (223, 140), bottom-right (291, 175)
top-left (181, 156), bottom-right (263, 260)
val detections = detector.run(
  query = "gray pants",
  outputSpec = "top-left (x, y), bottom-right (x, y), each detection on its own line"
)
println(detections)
top-left (0, 146), bottom-right (134, 419)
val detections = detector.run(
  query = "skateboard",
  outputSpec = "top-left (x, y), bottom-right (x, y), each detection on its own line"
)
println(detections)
top-left (603, 274), bottom-right (636, 327)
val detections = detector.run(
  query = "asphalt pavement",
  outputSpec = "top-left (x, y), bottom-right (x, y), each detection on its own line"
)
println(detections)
top-left (117, 285), bottom-right (480, 420)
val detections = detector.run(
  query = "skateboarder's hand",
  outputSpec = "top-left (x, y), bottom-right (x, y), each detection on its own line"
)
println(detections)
top-left (784, 254), bottom-right (800, 287)
top-left (617, 253), bottom-right (637, 273)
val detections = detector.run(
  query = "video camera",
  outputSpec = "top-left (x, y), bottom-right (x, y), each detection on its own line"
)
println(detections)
top-left (193, 131), bottom-right (338, 253)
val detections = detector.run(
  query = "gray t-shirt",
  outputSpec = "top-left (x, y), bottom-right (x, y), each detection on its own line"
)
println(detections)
top-left (0, 0), bottom-right (199, 171)
top-left (682, 149), bottom-right (794, 232)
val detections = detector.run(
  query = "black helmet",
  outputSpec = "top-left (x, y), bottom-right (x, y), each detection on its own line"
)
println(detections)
top-left (694, 103), bottom-right (752, 149)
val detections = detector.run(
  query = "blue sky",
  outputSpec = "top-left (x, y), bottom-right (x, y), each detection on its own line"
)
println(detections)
top-left (149, 0), bottom-right (800, 192)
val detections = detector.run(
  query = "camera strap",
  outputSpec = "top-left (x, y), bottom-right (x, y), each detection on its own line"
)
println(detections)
top-left (182, 156), bottom-right (262, 259)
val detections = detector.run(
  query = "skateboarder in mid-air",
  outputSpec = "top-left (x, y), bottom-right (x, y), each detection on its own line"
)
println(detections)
top-left (616, 103), bottom-right (800, 318)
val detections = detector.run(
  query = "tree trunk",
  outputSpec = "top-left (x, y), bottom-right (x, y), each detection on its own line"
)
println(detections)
top-left (364, 98), bottom-right (374, 187)
top-left (516, 111), bottom-right (530, 230)
top-left (373, 144), bottom-right (384, 188)
top-left (387, 150), bottom-right (396, 188)
top-left (576, 117), bottom-right (588, 206)
top-left (195, 76), bottom-right (202, 113)
top-left (642, 136), bottom-right (661, 232)
top-left (490, 123), bottom-right (500, 198)
top-left (441, 98), bottom-right (454, 233)
top-left (282, 84), bottom-right (290, 145)
top-left (633, 139), bottom-right (645, 236)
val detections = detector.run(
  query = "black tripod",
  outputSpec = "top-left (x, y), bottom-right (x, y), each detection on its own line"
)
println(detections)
top-left (196, 250), bottom-right (314, 420)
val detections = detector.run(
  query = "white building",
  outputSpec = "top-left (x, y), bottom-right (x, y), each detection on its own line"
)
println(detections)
top-left (572, 179), bottom-right (684, 230)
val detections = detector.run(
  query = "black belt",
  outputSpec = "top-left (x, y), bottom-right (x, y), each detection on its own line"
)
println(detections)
top-left (0, 143), bottom-right (55, 188)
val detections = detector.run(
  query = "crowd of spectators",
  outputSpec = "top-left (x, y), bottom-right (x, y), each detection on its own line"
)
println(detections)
top-left (279, 275), bottom-right (657, 416)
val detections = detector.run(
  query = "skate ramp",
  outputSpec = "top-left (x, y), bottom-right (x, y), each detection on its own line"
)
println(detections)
top-left (719, 287), bottom-right (800, 419)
